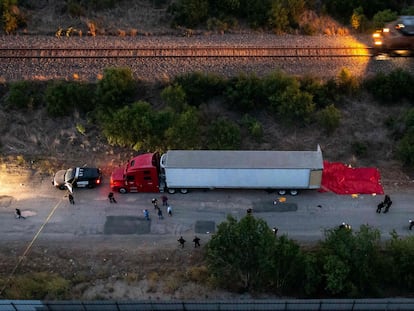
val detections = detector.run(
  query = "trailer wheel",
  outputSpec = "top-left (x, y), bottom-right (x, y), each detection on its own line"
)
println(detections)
top-left (180, 189), bottom-right (188, 194)
top-left (167, 188), bottom-right (176, 194)
top-left (278, 190), bottom-right (286, 195)
top-left (289, 190), bottom-right (298, 196)
top-left (118, 187), bottom-right (127, 194)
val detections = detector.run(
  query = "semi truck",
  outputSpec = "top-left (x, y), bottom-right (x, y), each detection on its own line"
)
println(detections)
top-left (110, 146), bottom-right (323, 195)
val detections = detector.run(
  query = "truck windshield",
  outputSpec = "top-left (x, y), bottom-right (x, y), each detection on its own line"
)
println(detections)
top-left (64, 168), bottom-right (76, 183)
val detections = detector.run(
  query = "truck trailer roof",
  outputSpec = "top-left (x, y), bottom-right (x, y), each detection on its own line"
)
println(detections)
top-left (162, 146), bottom-right (323, 170)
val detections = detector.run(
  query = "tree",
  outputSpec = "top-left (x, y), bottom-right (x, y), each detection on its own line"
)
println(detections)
top-left (270, 85), bottom-right (315, 124)
top-left (96, 67), bottom-right (136, 110)
top-left (225, 73), bottom-right (263, 112)
top-left (385, 233), bottom-right (414, 291)
top-left (161, 83), bottom-right (187, 113)
top-left (206, 215), bottom-right (275, 292)
top-left (207, 118), bottom-right (241, 150)
top-left (169, 0), bottom-right (209, 27)
top-left (319, 225), bottom-right (383, 297)
top-left (317, 104), bottom-right (341, 134)
top-left (269, 235), bottom-right (305, 294)
top-left (165, 107), bottom-right (201, 149)
top-left (101, 101), bottom-right (172, 151)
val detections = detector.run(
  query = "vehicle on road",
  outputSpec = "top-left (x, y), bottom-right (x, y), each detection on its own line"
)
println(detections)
top-left (53, 167), bottom-right (102, 191)
top-left (372, 16), bottom-right (414, 55)
top-left (110, 146), bottom-right (324, 195)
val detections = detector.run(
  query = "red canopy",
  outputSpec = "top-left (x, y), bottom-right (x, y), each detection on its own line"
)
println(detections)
top-left (320, 161), bottom-right (384, 195)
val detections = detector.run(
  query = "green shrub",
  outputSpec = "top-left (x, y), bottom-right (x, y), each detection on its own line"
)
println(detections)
top-left (96, 67), bottom-right (136, 110)
top-left (174, 72), bottom-right (225, 107)
top-left (0, 0), bottom-right (25, 34)
top-left (397, 109), bottom-right (414, 167)
top-left (45, 81), bottom-right (95, 117)
top-left (225, 73), bottom-right (264, 112)
top-left (241, 114), bottom-right (263, 140)
top-left (5, 81), bottom-right (40, 110)
top-left (270, 84), bottom-right (315, 124)
top-left (4, 272), bottom-right (70, 299)
top-left (317, 104), bottom-right (341, 134)
top-left (102, 101), bottom-right (173, 151)
top-left (164, 107), bottom-right (201, 149)
top-left (336, 68), bottom-right (360, 96)
top-left (207, 118), bottom-right (241, 150)
top-left (350, 7), bottom-right (368, 33)
top-left (364, 69), bottom-right (414, 104)
top-left (268, 1), bottom-right (289, 34)
top-left (372, 9), bottom-right (398, 29)
top-left (299, 76), bottom-right (338, 109)
top-left (169, 0), bottom-right (209, 27)
top-left (161, 83), bottom-right (187, 112)
top-left (67, 0), bottom-right (85, 17)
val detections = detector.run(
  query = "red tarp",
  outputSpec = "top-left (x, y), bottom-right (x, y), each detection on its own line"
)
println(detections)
top-left (320, 161), bottom-right (384, 195)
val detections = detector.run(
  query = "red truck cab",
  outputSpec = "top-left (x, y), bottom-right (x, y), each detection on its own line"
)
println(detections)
top-left (110, 153), bottom-right (161, 193)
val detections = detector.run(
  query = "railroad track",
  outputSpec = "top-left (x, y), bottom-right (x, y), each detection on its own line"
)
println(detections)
top-left (0, 46), bottom-right (374, 58)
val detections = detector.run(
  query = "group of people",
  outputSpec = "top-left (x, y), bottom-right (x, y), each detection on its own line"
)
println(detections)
top-left (148, 196), bottom-right (172, 220)
top-left (376, 194), bottom-right (392, 214)
top-left (178, 235), bottom-right (201, 248)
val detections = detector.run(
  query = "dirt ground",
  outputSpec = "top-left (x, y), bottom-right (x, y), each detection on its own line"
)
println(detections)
top-left (0, 0), bottom-right (413, 301)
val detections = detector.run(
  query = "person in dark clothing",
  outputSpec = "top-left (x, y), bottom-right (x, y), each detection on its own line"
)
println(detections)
top-left (161, 195), bottom-right (168, 206)
top-left (409, 219), bottom-right (413, 230)
top-left (178, 236), bottom-right (186, 248)
top-left (247, 208), bottom-right (253, 215)
top-left (383, 195), bottom-right (392, 213)
top-left (193, 236), bottom-right (201, 248)
top-left (68, 193), bottom-right (75, 205)
top-left (272, 227), bottom-right (278, 236)
top-left (376, 202), bottom-right (384, 213)
top-left (15, 208), bottom-right (25, 219)
top-left (108, 192), bottom-right (117, 203)
top-left (383, 198), bottom-right (392, 213)
top-left (157, 207), bottom-right (163, 220)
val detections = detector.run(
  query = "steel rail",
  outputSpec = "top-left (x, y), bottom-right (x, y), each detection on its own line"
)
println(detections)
top-left (0, 46), bottom-right (374, 58)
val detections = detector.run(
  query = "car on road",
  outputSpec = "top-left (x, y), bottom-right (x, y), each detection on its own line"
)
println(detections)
top-left (53, 167), bottom-right (102, 191)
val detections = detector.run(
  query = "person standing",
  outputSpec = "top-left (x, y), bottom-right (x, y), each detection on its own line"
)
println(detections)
top-left (193, 236), bottom-right (201, 248)
top-left (161, 195), bottom-right (168, 206)
top-left (152, 198), bottom-right (158, 210)
top-left (383, 195), bottom-right (392, 213)
top-left (108, 192), bottom-right (117, 203)
top-left (68, 193), bottom-right (75, 205)
top-left (178, 236), bottom-right (186, 248)
top-left (143, 209), bottom-right (150, 221)
top-left (15, 208), bottom-right (25, 219)
top-left (409, 219), bottom-right (413, 230)
top-left (157, 207), bottom-right (163, 220)
top-left (376, 202), bottom-right (384, 213)
top-left (272, 227), bottom-right (278, 236)
top-left (167, 205), bottom-right (172, 216)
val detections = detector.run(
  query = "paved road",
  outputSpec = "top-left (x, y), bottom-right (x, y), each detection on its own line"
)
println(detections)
top-left (0, 177), bottom-right (413, 248)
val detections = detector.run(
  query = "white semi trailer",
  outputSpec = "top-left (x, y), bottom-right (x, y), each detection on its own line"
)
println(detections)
top-left (159, 146), bottom-right (323, 195)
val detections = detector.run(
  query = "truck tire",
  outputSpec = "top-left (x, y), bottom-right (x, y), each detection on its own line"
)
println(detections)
top-left (167, 188), bottom-right (176, 194)
top-left (278, 190), bottom-right (286, 195)
top-left (289, 190), bottom-right (298, 196)
top-left (118, 187), bottom-right (127, 194)
top-left (180, 189), bottom-right (188, 194)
